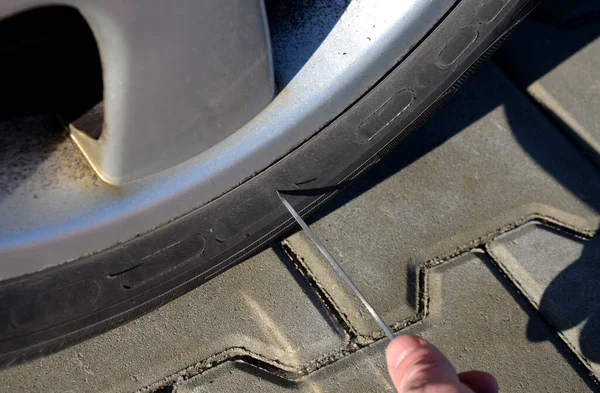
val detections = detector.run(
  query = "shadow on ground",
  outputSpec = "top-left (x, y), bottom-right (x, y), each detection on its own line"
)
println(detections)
top-left (525, 232), bottom-right (600, 364)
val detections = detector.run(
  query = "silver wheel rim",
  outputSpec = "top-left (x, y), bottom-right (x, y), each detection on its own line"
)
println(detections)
top-left (0, 0), bottom-right (455, 279)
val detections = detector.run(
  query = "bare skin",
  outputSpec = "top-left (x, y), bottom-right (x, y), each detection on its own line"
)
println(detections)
top-left (386, 335), bottom-right (499, 393)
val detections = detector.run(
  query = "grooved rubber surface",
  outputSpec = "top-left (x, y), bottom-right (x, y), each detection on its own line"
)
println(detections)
top-left (0, 0), bottom-right (539, 372)
top-left (496, 19), bottom-right (600, 163)
top-left (3, 3), bottom-right (600, 392)
top-left (176, 252), bottom-right (595, 393)
top-left (285, 61), bottom-right (600, 338)
top-left (0, 248), bottom-right (345, 393)
top-left (489, 223), bottom-right (600, 376)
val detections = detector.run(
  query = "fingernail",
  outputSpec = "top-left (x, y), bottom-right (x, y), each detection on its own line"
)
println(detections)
top-left (392, 344), bottom-right (421, 370)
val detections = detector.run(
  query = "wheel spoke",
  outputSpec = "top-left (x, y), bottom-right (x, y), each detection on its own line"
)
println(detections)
top-left (0, 0), bottom-right (274, 184)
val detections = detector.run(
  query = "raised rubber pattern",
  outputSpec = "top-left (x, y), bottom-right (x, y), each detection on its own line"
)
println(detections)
top-left (0, 0), bottom-right (538, 368)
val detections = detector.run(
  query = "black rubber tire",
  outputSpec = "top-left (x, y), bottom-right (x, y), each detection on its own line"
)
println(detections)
top-left (0, 0), bottom-right (538, 368)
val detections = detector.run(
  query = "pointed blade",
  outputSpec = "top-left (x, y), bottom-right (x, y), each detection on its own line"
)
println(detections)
top-left (277, 192), bottom-right (394, 341)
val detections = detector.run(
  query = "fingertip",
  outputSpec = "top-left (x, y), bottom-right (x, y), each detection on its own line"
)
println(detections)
top-left (386, 335), bottom-right (464, 392)
top-left (386, 335), bottom-right (425, 370)
top-left (459, 371), bottom-right (499, 393)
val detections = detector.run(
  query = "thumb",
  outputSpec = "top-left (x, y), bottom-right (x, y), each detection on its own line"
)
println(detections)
top-left (386, 335), bottom-right (475, 393)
